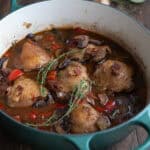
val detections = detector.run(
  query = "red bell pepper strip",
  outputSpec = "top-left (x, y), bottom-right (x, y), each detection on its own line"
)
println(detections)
top-left (95, 101), bottom-right (116, 113)
top-left (105, 100), bottom-right (116, 112)
top-left (95, 106), bottom-right (106, 113)
top-left (47, 70), bottom-right (57, 80)
top-left (8, 69), bottom-right (24, 81)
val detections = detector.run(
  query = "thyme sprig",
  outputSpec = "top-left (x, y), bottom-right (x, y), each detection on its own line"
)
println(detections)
top-left (26, 80), bottom-right (90, 127)
top-left (56, 80), bottom-right (90, 122)
top-left (37, 49), bottom-right (81, 96)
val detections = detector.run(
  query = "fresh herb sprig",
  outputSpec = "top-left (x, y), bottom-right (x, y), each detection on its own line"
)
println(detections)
top-left (55, 80), bottom-right (90, 123)
top-left (26, 80), bottom-right (90, 127)
top-left (37, 49), bottom-right (81, 96)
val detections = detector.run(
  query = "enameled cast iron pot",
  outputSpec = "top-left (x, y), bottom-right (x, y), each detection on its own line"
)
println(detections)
top-left (0, 0), bottom-right (150, 149)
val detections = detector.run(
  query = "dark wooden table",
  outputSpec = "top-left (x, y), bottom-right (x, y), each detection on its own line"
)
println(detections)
top-left (0, 0), bottom-right (150, 149)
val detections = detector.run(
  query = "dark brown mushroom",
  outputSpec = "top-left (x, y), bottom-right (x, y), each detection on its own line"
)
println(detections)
top-left (89, 39), bottom-right (103, 45)
top-left (73, 35), bottom-right (89, 48)
top-left (32, 93), bottom-right (55, 108)
top-left (85, 44), bottom-right (111, 62)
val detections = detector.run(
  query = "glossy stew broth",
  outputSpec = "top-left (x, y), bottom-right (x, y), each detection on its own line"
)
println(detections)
top-left (0, 28), bottom-right (147, 133)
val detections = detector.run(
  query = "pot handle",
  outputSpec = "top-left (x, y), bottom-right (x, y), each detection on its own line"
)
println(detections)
top-left (132, 105), bottom-right (150, 150)
top-left (66, 135), bottom-right (93, 150)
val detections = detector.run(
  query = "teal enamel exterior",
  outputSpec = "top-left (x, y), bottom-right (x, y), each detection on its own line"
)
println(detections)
top-left (11, 0), bottom-right (22, 12)
top-left (1, 104), bottom-right (150, 150)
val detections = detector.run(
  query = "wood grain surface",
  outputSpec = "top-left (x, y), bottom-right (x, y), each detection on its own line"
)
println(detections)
top-left (0, 0), bottom-right (150, 149)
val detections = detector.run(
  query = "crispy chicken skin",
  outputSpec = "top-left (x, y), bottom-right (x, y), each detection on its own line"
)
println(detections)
top-left (94, 60), bottom-right (134, 92)
top-left (7, 76), bottom-right (46, 107)
top-left (57, 61), bottom-right (89, 93)
top-left (20, 40), bottom-right (51, 71)
top-left (71, 103), bottom-right (99, 133)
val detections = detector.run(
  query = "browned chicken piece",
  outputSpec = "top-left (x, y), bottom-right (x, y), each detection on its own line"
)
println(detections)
top-left (96, 114), bottom-right (111, 130)
top-left (57, 61), bottom-right (89, 93)
top-left (20, 40), bottom-right (52, 71)
top-left (94, 60), bottom-right (134, 92)
top-left (71, 103), bottom-right (99, 133)
top-left (48, 61), bottom-right (89, 102)
top-left (7, 76), bottom-right (47, 107)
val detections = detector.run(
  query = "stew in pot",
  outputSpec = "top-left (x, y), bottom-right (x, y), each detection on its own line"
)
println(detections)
top-left (0, 27), bottom-right (147, 134)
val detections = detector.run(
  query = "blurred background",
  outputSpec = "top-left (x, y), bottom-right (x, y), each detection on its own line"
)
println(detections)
top-left (0, 0), bottom-right (149, 29)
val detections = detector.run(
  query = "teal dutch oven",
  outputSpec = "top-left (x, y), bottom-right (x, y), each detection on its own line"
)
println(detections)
top-left (0, 0), bottom-right (150, 149)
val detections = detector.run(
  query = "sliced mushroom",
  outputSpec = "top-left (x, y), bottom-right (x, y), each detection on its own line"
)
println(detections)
top-left (70, 44), bottom-right (111, 63)
top-left (115, 95), bottom-right (134, 117)
top-left (89, 39), bottom-right (103, 46)
top-left (32, 93), bottom-right (55, 108)
top-left (66, 35), bottom-right (89, 49)
top-left (73, 35), bottom-right (89, 48)
top-left (58, 59), bottom-right (71, 70)
top-left (97, 114), bottom-right (111, 130)
top-left (85, 44), bottom-right (111, 62)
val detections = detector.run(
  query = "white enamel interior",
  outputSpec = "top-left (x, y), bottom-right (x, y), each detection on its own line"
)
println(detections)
top-left (0, 0), bottom-right (150, 101)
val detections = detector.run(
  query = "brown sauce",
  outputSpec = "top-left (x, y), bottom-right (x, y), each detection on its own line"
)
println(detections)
top-left (0, 28), bottom-right (147, 133)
